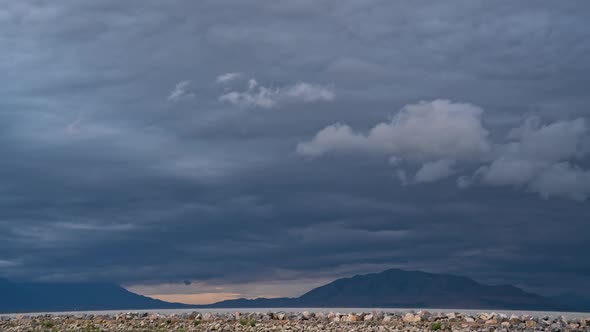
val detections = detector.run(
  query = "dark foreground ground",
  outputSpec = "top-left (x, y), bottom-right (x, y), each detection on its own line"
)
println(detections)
top-left (1, 310), bottom-right (589, 332)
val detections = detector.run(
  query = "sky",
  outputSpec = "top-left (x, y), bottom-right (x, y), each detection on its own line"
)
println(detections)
top-left (1, 1), bottom-right (590, 304)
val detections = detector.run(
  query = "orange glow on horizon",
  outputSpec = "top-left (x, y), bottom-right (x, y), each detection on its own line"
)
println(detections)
top-left (147, 292), bottom-right (243, 305)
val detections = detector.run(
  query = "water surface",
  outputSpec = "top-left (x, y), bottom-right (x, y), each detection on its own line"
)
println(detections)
top-left (1, 308), bottom-right (589, 319)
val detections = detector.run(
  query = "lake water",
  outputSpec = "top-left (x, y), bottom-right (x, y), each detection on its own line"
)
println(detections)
top-left (1, 308), bottom-right (589, 319)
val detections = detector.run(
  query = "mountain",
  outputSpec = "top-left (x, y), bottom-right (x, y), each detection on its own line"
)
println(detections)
top-left (0, 278), bottom-right (191, 313)
top-left (295, 269), bottom-right (551, 309)
top-left (2, 269), bottom-right (585, 313)
top-left (206, 269), bottom-right (559, 311)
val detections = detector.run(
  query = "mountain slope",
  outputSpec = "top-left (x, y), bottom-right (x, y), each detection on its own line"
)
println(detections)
top-left (2, 269), bottom-right (581, 313)
top-left (208, 269), bottom-right (556, 310)
top-left (296, 269), bottom-right (551, 309)
top-left (0, 279), bottom-right (191, 313)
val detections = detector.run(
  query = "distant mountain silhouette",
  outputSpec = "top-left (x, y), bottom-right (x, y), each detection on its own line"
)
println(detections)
top-left (206, 269), bottom-right (560, 311)
top-left (0, 278), bottom-right (190, 313)
top-left (2, 269), bottom-right (586, 313)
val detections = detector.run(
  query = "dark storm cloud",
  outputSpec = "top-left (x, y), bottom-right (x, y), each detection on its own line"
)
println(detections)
top-left (1, 0), bottom-right (590, 297)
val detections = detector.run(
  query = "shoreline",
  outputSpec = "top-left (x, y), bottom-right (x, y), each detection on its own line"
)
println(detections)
top-left (1, 309), bottom-right (589, 331)
top-left (1, 307), bottom-right (589, 318)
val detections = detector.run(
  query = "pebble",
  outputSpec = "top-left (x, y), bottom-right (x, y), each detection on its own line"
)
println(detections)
top-left (0, 311), bottom-right (588, 332)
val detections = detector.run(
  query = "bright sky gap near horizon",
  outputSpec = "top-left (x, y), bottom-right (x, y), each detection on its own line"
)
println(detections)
top-left (1, 1), bottom-right (590, 305)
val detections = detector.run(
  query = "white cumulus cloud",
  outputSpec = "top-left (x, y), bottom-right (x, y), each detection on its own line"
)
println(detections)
top-left (215, 72), bottom-right (242, 84)
top-left (218, 77), bottom-right (334, 109)
top-left (414, 159), bottom-right (457, 183)
top-left (297, 99), bottom-right (590, 201)
top-left (529, 162), bottom-right (590, 201)
top-left (168, 80), bottom-right (195, 102)
top-left (469, 117), bottom-right (590, 199)
top-left (282, 82), bottom-right (335, 102)
top-left (297, 99), bottom-right (490, 162)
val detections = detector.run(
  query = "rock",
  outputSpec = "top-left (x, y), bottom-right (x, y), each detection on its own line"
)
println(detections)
top-left (302, 311), bottom-right (311, 320)
top-left (568, 323), bottom-right (580, 329)
top-left (485, 319), bottom-right (498, 325)
top-left (404, 313), bottom-right (423, 323)
top-left (418, 310), bottom-right (431, 319)
top-left (346, 314), bottom-right (359, 322)
top-left (403, 313), bottom-right (414, 323)
top-left (551, 322), bottom-right (563, 331)
top-left (374, 311), bottom-right (384, 320)
top-left (1, 310), bottom-right (583, 332)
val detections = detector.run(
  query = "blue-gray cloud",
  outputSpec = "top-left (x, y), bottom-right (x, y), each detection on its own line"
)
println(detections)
top-left (1, 0), bottom-right (590, 297)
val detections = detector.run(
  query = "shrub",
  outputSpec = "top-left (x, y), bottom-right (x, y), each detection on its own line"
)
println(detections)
top-left (239, 318), bottom-right (256, 327)
top-left (42, 321), bottom-right (55, 328)
top-left (82, 324), bottom-right (101, 332)
top-left (432, 322), bottom-right (442, 331)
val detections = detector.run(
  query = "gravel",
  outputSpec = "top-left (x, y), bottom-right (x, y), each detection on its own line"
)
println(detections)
top-left (0, 310), bottom-right (588, 332)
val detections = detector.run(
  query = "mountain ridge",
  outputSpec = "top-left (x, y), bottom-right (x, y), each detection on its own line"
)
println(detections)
top-left (0, 278), bottom-right (191, 313)
top-left (202, 269), bottom-right (570, 311)
top-left (2, 269), bottom-right (588, 313)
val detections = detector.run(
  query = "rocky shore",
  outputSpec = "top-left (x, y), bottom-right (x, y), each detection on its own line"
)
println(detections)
top-left (1, 310), bottom-right (588, 332)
